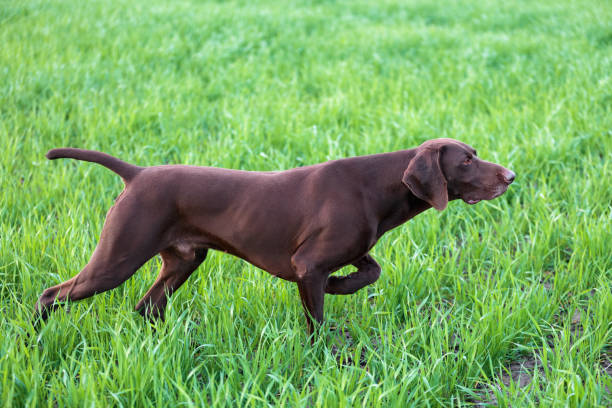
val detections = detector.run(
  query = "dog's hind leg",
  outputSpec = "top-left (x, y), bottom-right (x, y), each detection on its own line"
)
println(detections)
top-left (34, 248), bottom-right (158, 320)
top-left (135, 247), bottom-right (207, 320)
top-left (34, 197), bottom-right (165, 320)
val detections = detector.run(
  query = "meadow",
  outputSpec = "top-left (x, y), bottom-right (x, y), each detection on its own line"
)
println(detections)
top-left (1, 0), bottom-right (611, 406)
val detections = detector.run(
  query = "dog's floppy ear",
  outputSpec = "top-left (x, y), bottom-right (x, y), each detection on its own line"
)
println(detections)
top-left (402, 147), bottom-right (448, 211)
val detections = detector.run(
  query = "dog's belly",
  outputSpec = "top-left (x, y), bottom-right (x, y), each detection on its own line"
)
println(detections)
top-left (166, 224), bottom-right (299, 282)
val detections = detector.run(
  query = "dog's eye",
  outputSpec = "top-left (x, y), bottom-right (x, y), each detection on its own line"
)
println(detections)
top-left (463, 158), bottom-right (472, 166)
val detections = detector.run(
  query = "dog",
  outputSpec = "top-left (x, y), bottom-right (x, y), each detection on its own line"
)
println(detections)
top-left (35, 138), bottom-right (515, 335)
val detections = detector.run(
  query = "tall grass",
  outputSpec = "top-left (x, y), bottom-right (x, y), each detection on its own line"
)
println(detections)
top-left (1, 0), bottom-right (610, 406)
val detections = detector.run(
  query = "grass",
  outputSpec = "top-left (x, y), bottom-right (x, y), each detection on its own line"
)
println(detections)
top-left (1, 0), bottom-right (611, 406)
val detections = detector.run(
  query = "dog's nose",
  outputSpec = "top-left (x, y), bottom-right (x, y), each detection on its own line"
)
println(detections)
top-left (502, 170), bottom-right (515, 184)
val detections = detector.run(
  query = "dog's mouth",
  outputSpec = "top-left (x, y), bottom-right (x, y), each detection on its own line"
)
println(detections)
top-left (463, 184), bottom-right (508, 205)
top-left (490, 184), bottom-right (509, 199)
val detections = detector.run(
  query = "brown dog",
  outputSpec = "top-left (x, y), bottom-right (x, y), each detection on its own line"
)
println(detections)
top-left (35, 138), bottom-right (515, 334)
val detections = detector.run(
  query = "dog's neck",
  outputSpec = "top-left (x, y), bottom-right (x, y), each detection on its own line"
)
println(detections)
top-left (346, 149), bottom-right (439, 238)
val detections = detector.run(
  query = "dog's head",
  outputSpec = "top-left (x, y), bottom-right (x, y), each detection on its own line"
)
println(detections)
top-left (401, 138), bottom-right (515, 211)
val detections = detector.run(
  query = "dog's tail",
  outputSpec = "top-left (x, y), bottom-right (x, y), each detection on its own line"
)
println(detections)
top-left (46, 148), bottom-right (142, 183)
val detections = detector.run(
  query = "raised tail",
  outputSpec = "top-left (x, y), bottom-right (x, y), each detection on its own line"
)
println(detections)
top-left (46, 148), bottom-right (143, 182)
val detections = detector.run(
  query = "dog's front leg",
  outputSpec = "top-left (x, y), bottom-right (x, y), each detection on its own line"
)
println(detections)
top-left (290, 226), bottom-right (375, 339)
top-left (291, 247), bottom-right (331, 339)
top-left (296, 276), bottom-right (327, 338)
top-left (325, 254), bottom-right (380, 295)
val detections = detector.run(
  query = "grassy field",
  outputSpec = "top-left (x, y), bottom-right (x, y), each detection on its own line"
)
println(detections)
top-left (1, 0), bottom-right (611, 406)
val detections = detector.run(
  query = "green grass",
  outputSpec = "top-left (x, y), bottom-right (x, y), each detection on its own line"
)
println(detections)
top-left (1, 0), bottom-right (611, 406)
